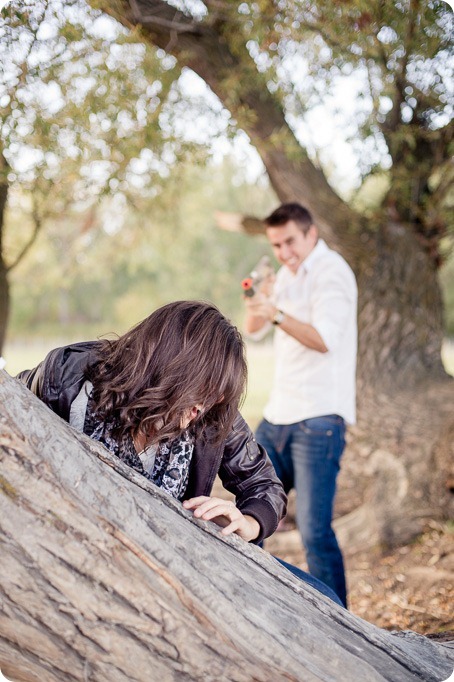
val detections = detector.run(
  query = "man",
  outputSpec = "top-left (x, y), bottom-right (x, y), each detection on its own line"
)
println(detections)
top-left (244, 202), bottom-right (357, 607)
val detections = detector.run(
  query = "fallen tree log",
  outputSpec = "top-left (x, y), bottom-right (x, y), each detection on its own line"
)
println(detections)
top-left (0, 371), bottom-right (453, 682)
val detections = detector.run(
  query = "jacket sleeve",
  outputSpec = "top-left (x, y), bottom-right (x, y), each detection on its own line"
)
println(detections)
top-left (16, 342), bottom-right (98, 422)
top-left (16, 362), bottom-right (46, 399)
top-left (218, 413), bottom-right (287, 543)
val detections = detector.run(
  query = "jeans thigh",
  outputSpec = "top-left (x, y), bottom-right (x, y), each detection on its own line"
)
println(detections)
top-left (291, 416), bottom-right (345, 531)
top-left (256, 419), bottom-right (294, 493)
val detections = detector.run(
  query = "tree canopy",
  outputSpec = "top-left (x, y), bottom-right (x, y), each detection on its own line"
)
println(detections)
top-left (118, 0), bottom-right (453, 241)
top-left (0, 0), bottom-right (212, 350)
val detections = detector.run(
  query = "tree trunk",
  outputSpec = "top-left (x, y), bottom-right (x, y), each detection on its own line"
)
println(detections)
top-left (331, 222), bottom-right (453, 548)
top-left (356, 223), bottom-right (446, 386)
top-left (334, 377), bottom-right (454, 552)
top-left (0, 254), bottom-right (9, 358)
top-left (0, 151), bottom-right (9, 356)
top-left (1, 371), bottom-right (453, 682)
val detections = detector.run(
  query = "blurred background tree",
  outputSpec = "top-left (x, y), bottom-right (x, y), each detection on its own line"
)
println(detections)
top-left (7, 157), bottom-right (275, 336)
top-left (93, 0), bottom-right (453, 384)
top-left (0, 0), bottom-right (208, 349)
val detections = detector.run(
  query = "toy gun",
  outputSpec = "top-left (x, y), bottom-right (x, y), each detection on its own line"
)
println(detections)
top-left (241, 256), bottom-right (274, 297)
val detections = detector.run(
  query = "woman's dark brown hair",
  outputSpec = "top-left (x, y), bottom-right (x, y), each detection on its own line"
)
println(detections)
top-left (86, 300), bottom-right (247, 444)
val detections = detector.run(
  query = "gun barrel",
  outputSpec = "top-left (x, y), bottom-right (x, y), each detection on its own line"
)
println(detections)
top-left (241, 256), bottom-right (274, 297)
top-left (241, 277), bottom-right (256, 296)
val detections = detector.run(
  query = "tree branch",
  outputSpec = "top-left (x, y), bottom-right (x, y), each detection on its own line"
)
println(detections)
top-left (6, 193), bottom-right (43, 273)
top-left (128, 0), bottom-right (201, 34)
top-left (383, 0), bottom-right (421, 136)
top-left (97, 0), bottom-right (357, 248)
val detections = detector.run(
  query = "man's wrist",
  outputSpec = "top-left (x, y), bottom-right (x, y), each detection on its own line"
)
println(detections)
top-left (271, 309), bottom-right (285, 326)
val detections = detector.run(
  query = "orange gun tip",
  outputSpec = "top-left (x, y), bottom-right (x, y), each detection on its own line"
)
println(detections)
top-left (241, 278), bottom-right (254, 290)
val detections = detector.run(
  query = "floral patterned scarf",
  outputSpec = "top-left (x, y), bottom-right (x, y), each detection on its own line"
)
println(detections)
top-left (83, 395), bottom-right (194, 500)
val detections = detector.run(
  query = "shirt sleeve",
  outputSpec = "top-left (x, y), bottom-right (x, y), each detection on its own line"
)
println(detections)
top-left (244, 320), bottom-right (273, 342)
top-left (310, 259), bottom-right (357, 352)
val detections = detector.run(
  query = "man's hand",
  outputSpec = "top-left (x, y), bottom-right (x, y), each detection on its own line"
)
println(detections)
top-left (182, 496), bottom-right (260, 542)
top-left (245, 292), bottom-right (328, 352)
top-left (243, 291), bottom-right (278, 334)
top-left (244, 292), bottom-right (276, 321)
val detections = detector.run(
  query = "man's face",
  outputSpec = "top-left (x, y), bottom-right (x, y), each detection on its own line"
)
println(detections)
top-left (266, 220), bottom-right (317, 274)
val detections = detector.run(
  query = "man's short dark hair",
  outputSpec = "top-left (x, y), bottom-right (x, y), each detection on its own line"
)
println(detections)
top-left (264, 202), bottom-right (313, 234)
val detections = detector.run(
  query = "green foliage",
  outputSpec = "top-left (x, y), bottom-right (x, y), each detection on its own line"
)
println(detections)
top-left (351, 173), bottom-right (390, 214)
top-left (189, 0), bottom-right (454, 243)
top-left (7, 158), bottom-right (277, 338)
top-left (2, 0), bottom-right (453, 350)
top-left (0, 0), bottom-right (205, 272)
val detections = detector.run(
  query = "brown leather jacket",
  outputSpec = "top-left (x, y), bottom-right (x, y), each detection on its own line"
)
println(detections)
top-left (18, 342), bottom-right (287, 543)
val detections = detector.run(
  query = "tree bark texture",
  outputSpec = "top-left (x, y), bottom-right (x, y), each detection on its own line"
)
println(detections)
top-left (1, 372), bottom-right (453, 682)
top-left (0, 151), bottom-right (9, 355)
top-left (355, 224), bottom-right (446, 387)
top-left (334, 379), bottom-right (454, 551)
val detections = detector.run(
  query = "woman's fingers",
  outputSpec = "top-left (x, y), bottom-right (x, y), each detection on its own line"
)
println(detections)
top-left (182, 495), bottom-right (210, 510)
top-left (184, 496), bottom-right (238, 520)
top-left (183, 497), bottom-right (260, 542)
top-left (221, 519), bottom-right (242, 536)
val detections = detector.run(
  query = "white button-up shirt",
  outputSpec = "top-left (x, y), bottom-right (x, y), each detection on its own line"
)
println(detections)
top-left (253, 239), bottom-right (357, 425)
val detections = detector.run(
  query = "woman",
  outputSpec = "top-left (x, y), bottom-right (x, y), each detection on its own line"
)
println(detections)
top-left (18, 300), bottom-right (286, 544)
top-left (18, 300), bottom-right (343, 605)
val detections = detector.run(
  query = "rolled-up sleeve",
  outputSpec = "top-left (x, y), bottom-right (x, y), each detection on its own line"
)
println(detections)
top-left (310, 262), bottom-right (357, 352)
top-left (244, 320), bottom-right (272, 342)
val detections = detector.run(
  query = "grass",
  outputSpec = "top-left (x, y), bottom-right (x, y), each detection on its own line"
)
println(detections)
top-left (242, 343), bottom-right (274, 429)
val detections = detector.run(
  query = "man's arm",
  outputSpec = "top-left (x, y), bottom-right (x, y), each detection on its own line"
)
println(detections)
top-left (246, 258), bottom-right (357, 353)
top-left (245, 295), bottom-right (328, 352)
top-left (272, 309), bottom-right (328, 352)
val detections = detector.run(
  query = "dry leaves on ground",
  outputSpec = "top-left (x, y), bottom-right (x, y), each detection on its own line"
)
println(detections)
top-left (266, 520), bottom-right (453, 636)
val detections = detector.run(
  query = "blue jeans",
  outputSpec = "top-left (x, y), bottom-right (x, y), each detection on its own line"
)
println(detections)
top-left (275, 557), bottom-right (344, 607)
top-left (256, 415), bottom-right (347, 607)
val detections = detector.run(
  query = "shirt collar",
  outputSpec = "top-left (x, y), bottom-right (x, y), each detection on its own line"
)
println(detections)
top-left (295, 238), bottom-right (328, 276)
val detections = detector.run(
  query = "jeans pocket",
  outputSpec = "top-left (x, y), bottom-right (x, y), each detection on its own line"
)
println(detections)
top-left (297, 417), bottom-right (345, 463)
top-left (298, 416), bottom-right (341, 438)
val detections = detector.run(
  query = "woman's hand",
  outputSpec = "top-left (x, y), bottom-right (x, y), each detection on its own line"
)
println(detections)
top-left (182, 496), bottom-right (260, 542)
